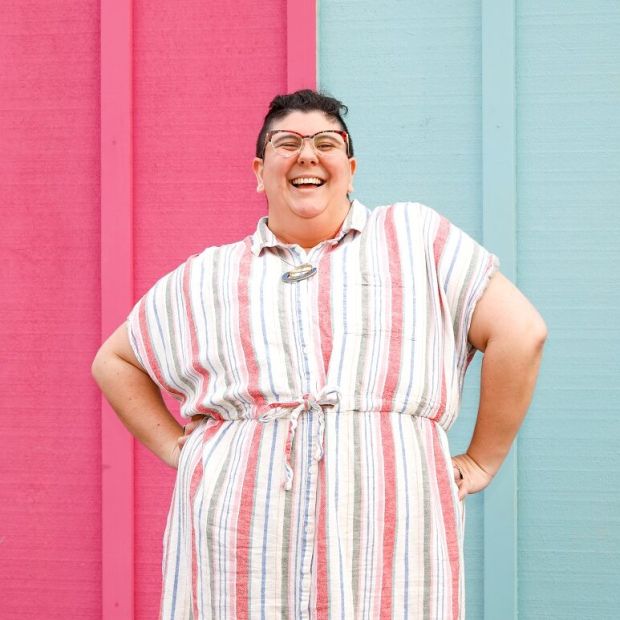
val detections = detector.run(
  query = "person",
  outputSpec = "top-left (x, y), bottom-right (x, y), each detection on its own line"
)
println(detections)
top-left (92, 89), bottom-right (547, 619)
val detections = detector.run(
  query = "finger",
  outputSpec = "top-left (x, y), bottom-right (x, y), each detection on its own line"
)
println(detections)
top-left (457, 484), bottom-right (467, 501)
top-left (452, 462), bottom-right (464, 483)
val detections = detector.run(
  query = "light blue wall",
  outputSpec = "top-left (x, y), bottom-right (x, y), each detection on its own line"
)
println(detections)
top-left (516, 1), bottom-right (620, 618)
top-left (319, 2), bottom-right (487, 616)
top-left (319, 1), bottom-right (620, 618)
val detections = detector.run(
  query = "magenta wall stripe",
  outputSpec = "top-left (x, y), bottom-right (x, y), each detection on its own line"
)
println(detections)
top-left (100, 1), bottom-right (134, 618)
top-left (287, 0), bottom-right (317, 91)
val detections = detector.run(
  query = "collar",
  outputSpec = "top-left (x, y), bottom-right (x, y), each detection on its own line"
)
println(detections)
top-left (249, 199), bottom-right (369, 256)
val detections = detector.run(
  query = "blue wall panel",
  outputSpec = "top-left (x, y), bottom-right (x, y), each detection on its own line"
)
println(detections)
top-left (319, 2), bottom-right (486, 616)
top-left (320, 1), bottom-right (620, 618)
top-left (516, 1), bottom-right (620, 618)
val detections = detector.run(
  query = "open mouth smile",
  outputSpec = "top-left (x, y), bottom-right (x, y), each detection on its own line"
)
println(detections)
top-left (289, 176), bottom-right (326, 189)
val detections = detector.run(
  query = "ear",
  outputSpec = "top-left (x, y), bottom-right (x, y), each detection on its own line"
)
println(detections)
top-left (347, 157), bottom-right (357, 193)
top-left (252, 157), bottom-right (265, 192)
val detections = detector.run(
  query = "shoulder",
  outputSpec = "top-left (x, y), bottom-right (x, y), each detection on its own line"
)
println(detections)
top-left (143, 237), bottom-right (249, 294)
top-left (363, 200), bottom-right (445, 240)
top-left (180, 237), bottom-right (250, 270)
top-left (365, 200), bottom-right (442, 222)
top-left (192, 237), bottom-right (249, 263)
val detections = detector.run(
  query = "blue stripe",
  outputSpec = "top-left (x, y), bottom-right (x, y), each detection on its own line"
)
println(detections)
top-left (220, 245), bottom-right (252, 412)
top-left (398, 206), bottom-right (417, 415)
top-left (217, 421), bottom-right (250, 616)
top-left (259, 255), bottom-right (279, 400)
top-left (260, 422), bottom-right (279, 620)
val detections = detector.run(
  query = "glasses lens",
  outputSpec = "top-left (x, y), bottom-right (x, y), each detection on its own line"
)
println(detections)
top-left (270, 132), bottom-right (303, 157)
top-left (313, 131), bottom-right (347, 155)
top-left (269, 131), bottom-right (348, 158)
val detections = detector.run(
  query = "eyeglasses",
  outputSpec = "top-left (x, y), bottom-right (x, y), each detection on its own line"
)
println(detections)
top-left (263, 129), bottom-right (350, 159)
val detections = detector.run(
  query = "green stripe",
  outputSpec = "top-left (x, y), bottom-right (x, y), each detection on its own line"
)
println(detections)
top-left (277, 250), bottom-right (297, 395)
top-left (414, 420), bottom-right (432, 619)
top-left (206, 423), bottom-right (236, 618)
top-left (163, 263), bottom-right (193, 395)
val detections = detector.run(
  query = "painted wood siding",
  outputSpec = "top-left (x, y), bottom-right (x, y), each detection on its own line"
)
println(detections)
top-left (0, 2), bottom-right (102, 617)
top-left (1, 1), bottom-right (288, 618)
top-left (131, 1), bottom-right (287, 616)
top-left (516, 2), bottom-right (620, 618)
top-left (2, 1), bottom-right (618, 617)
top-left (319, 2), bottom-right (488, 616)
top-left (319, 0), bottom-right (620, 618)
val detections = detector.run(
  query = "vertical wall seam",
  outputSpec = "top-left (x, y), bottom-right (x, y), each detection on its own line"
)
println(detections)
top-left (101, 1), bottom-right (134, 618)
top-left (481, 1), bottom-right (518, 618)
top-left (286, 0), bottom-right (317, 91)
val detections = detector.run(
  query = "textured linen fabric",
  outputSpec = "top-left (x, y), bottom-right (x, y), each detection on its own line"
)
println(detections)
top-left (127, 200), bottom-right (500, 619)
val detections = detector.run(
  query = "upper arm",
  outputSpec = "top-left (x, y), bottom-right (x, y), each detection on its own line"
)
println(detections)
top-left (93, 322), bottom-right (144, 372)
top-left (468, 271), bottom-right (548, 352)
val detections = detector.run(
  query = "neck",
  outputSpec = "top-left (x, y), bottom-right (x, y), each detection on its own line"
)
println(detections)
top-left (267, 200), bottom-right (352, 250)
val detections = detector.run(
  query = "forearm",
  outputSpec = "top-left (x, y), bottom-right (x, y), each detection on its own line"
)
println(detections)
top-left (466, 332), bottom-right (546, 477)
top-left (92, 352), bottom-right (183, 468)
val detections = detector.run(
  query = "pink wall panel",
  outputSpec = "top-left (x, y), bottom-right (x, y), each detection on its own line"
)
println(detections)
top-left (1, 0), bottom-right (299, 615)
top-left (132, 1), bottom-right (287, 616)
top-left (0, 2), bottom-right (101, 618)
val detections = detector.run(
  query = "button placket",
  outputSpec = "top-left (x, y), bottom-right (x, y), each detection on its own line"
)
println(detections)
top-left (281, 243), bottom-right (332, 618)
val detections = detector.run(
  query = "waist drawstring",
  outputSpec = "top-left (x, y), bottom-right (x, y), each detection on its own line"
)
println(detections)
top-left (257, 386), bottom-right (341, 491)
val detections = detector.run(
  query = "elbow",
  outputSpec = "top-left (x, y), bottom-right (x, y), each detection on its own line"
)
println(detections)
top-left (91, 352), bottom-right (103, 384)
top-left (490, 315), bottom-right (548, 354)
top-left (528, 316), bottom-right (548, 352)
top-left (91, 347), bottom-right (110, 385)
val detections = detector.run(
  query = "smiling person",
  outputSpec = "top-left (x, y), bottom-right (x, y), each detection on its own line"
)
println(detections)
top-left (92, 90), bottom-right (547, 619)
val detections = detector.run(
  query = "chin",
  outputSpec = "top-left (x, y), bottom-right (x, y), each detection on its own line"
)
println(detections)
top-left (289, 200), bottom-right (329, 219)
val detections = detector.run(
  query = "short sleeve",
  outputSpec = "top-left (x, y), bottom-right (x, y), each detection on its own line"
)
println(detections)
top-left (126, 259), bottom-right (191, 401)
top-left (431, 209), bottom-right (500, 368)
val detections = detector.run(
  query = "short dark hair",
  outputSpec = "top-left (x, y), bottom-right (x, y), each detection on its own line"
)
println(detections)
top-left (256, 89), bottom-right (354, 158)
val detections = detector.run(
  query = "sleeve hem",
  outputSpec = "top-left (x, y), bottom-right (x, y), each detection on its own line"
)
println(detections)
top-left (462, 254), bottom-right (501, 363)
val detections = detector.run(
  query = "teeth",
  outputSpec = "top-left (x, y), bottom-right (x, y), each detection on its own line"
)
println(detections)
top-left (291, 177), bottom-right (324, 186)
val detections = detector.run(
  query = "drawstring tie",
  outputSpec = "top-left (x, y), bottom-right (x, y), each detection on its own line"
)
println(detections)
top-left (257, 386), bottom-right (341, 491)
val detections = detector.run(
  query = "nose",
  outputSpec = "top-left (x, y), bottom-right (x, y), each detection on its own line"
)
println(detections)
top-left (297, 137), bottom-right (318, 163)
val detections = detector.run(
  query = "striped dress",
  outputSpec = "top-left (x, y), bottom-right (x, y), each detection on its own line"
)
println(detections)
top-left (127, 200), bottom-right (500, 620)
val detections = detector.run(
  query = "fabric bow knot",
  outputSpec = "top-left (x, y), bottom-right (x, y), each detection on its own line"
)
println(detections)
top-left (257, 386), bottom-right (341, 491)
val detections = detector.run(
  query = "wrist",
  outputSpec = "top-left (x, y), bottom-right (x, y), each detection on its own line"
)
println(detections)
top-left (164, 433), bottom-right (182, 469)
top-left (464, 450), bottom-right (498, 478)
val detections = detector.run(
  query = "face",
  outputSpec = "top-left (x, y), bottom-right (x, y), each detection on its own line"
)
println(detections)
top-left (252, 110), bottom-right (357, 224)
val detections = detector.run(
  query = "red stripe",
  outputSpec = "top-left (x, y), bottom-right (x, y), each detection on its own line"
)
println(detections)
top-left (318, 248), bottom-right (333, 380)
top-left (315, 250), bottom-right (333, 618)
top-left (375, 208), bottom-right (400, 617)
top-left (431, 371), bottom-right (447, 423)
top-left (190, 460), bottom-right (203, 618)
top-left (430, 215), bottom-right (450, 423)
top-left (379, 418), bottom-right (397, 618)
top-left (315, 433), bottom-right (329, 618)
top-left (381, 207), bottom-right (403, 407)
top-left (433, 215), bottom-right (450, 266)
top-left (238, 242), bottom-right (265, 406)
top-left (431, 425), bottom-right (461, 619)
top-left (235, 424), bottom-right (264, 618)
